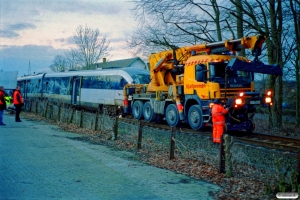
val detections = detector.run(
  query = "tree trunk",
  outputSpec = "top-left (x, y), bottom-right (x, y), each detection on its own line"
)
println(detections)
top-left (235, 0), bottom-right (245, 56)
top-left (268, 0), bottom-right (283, 128)
top-left (290, 0), bottom-right (300, 127)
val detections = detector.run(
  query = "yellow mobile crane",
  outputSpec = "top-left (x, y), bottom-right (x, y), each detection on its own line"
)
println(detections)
top-left (123, 35), bottom-right (282, 132)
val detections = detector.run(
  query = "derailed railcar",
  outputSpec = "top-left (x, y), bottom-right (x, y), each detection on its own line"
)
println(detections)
top-left (17, 68), bottom-right (150, 113)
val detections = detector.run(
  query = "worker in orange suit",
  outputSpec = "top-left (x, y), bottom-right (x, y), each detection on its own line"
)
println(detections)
top-left (13, 86), bottom-right (24, 122)
top-left (212, 99), bottom-right (229, 143)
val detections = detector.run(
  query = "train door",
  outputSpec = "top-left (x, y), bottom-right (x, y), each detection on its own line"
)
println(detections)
top-left (71, 77), bottom-right (80, 105)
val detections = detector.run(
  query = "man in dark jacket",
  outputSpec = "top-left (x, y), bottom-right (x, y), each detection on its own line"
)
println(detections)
top-left (0, 86), bottom-right (6, 125)
top-left (13, 86), bottom-right (24, 122)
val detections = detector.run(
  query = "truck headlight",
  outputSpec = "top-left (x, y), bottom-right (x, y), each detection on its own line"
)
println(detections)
top-left (265, 97), bottom-right (272, 103)
top-left (235, 99), bottom-right (242, 105)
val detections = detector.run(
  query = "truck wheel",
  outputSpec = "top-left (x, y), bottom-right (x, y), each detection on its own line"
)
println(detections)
top-left (245, 120), bottom-right (255, 133)
top-left (188, 105), bottom-right (204, 130)
top-left (166, 104), bottom-right (181, 127)
top-left (132, 100), bottom-right (144, 120)
top-left (143, 101), bottom-right (156, 122)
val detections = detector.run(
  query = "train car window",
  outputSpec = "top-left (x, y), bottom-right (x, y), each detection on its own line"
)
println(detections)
top-left (81, 75), bottom-right (127, 90)
top-left (131, 74), bottom-right (150, 84)
top-left (33, 79), bottom-right (39, 93)
top-left (110, 75), bottom-right (123, 90)
top-left (45, 81), bottom-right (49, 93)
top-left (38, 79), bottom-right (42, 93)
top-left (61, 77), bottom-right (69, 95)
top-left (120, 77), bottom-right (127, 89)
top-left (105, 76), bottom-right (112, 89)
top-left (98, 76), bottom-right (105, 89)
top-left (54, 77), bottom-right (68, 95)
top-left (27, 80), bottom-right (32, 93)
top-left (82, 77), bottom-right (92, 88)
top-left (47, 78), bottom-right (55, 94)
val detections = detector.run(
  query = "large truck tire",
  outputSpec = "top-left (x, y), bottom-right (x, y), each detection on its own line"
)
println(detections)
top-left (143, 101), bottom-right (156, 122)
top-left (166, 104), bottom-right (181, 127)
top-left (132, 100), bottom-right (144, 120)
top-left (188, 105), bottom-right (205, 130)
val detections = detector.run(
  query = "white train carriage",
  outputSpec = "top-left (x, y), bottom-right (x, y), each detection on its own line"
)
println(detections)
top-left (18, 68), bottom-right (150, 111)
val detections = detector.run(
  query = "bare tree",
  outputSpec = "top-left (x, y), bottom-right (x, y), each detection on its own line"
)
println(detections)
top-left (128, 0), bottom-right (234, 57)
top-left (65, 49), bottom-right (82, 70)
top-left (229, 0), bottom-right (295, 128)
top-left (49, 55), bottom-right (67, 72)
top-left (72, 25), bottom-right (110, 70)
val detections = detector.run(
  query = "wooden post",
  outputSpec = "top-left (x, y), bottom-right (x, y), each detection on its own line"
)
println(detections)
top-left (58, 104), bottom-right (61, 122)
top-left (36, 101), bottom-right (38, 114)
top-left (219, 134), bottom-right (225, 173)
top-left (112, 116), bottom-right (118, 140)
top-left (137, 120), bottom-right (142, 149)
top-left (94, 112), bottom-right (98, 131)
top-left (78, 109), bottom-right (83, 126)
top-left (170, 127), bottom-right (175, 160)
top-left (297, 153), bottom-right (300, 184)
top-left (44, 101), bottom-right (48, 117)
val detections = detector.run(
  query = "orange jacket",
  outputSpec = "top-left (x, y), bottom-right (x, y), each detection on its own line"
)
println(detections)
top-left (0, 90), bottom-right (6, 110)
top-left (13, 90), bottom-right (23, 105)
top-left (212, 104), bottom-right (228, 123)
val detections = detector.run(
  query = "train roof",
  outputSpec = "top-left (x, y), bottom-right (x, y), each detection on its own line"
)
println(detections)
top-left (18, 73), bottom-right (45, 80)
top-left (18, 68), bottom-right (149, 80)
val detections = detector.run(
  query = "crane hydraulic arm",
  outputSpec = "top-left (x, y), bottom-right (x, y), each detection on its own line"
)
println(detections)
top-left (148, 35), bottom-right (268, 92)
top-left (226, 58), bottom-right (282, 76)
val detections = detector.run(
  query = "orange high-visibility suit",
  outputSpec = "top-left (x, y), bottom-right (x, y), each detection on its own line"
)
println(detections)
top-left (212, 103), bottom-right (229, 143)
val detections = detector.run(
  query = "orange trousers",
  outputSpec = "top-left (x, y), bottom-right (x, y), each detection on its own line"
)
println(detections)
top-left (212, 121), bottom-right (225, 143)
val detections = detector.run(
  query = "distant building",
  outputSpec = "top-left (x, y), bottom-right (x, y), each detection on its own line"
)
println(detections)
top-left (94, 57), bottom-right (148, 70)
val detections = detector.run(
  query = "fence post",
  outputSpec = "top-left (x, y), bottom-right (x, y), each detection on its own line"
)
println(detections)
top-left (58, 104), bottom-right (61, 122)
top-left (219, 134), bottom-right (225, 173)
top-left (170, 127), bottom-right (175, 160)
top-left (112, 116), bottom-right (118, 140)
top-left (137, 120), bottom-right (143, 149)
top-left (35, 101), bottom-right (38, 114)
top-left (297, 153), bottom-right (300, 184)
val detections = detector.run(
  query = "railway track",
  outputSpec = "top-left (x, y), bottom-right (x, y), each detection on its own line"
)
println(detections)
top-left (233, 132), bottom-right (300, 153)
top-left (119, 116), bottom-right (300, 153)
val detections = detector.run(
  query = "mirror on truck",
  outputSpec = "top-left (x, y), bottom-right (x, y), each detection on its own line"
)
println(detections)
top-left (196, 64), bottom-right (207, 82)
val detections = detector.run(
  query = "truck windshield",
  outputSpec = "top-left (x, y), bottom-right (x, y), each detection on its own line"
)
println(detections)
top-left (209, 62), bottom-right (253, 86)
top-left (132, 74), bottom-right (150, 84)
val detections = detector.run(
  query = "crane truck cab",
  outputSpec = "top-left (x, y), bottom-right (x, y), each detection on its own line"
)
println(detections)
top-left (124, 35), bottom-right (282, 133)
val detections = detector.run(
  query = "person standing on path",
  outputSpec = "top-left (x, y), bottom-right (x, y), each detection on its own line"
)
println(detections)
top-left (13, 86), bottom-right (24, 122)
top-left (0, 86), bottom-right (6, 125)
top-left (211, 99), bottom-right (229, 143)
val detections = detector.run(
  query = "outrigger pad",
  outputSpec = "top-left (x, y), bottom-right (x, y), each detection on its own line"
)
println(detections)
top-left (226, 58), bottom-right (282, 76)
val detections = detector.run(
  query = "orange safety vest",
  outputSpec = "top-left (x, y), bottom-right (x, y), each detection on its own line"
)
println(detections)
top-left (0, 91), bottom-right (4, 105)
top-left (211, 104), bottom-right (228, 143)
top-left (13, 90), bottom-right (23, 105)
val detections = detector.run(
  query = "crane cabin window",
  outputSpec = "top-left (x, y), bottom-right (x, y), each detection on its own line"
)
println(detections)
top-left (209, 62), bottom-right (227, 81)
top-left (209, 62), bottom-right (253, 85)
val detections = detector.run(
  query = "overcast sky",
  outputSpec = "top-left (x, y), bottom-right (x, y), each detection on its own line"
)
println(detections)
top-left (0, 0), bottom-right (138, 76)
